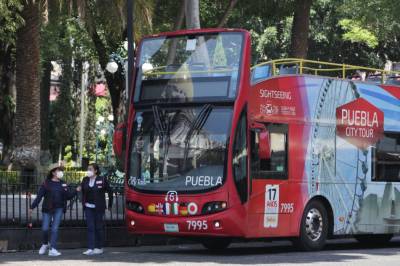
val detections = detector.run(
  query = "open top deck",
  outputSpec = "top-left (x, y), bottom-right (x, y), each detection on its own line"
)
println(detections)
top-left (251, 58), bottom-right (400, 86)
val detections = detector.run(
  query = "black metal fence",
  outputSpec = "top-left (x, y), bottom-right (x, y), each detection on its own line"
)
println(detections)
top-left (0, 171), bottom-right (125, 228)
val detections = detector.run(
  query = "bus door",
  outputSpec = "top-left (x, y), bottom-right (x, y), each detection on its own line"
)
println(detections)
top-left (246, 122), bottom-right (292, 237)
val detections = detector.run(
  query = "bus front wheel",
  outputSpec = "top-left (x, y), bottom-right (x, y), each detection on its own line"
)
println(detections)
top-left (296, 200), bottom-right (329, 251)
top-left (201, 238), bottom-right (231, 251)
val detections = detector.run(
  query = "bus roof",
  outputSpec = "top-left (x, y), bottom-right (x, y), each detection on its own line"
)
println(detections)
top-left (252, 58), bottom-right (400, 88)
top-left (141, 28), bottom-right (249, 39)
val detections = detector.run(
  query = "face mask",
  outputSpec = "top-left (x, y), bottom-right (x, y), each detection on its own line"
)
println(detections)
top-left (87, 170), bottom-right (94, 177)
top-left (56, 171), bottom-right (64, 179)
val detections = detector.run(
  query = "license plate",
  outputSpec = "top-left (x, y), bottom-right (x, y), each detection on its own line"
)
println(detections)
top-left (164, 223), bottom-right (179, 232)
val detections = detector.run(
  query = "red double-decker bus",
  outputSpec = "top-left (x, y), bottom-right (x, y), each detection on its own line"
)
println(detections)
top-left (114, 28), bottom-right (400, 251)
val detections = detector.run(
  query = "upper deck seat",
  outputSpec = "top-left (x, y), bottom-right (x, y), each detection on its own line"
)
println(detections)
top-left (279, 65), bottom-right (299, 75)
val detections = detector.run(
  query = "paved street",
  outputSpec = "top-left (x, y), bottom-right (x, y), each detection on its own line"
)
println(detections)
top-left (2, 238), bottom-right (400, 265)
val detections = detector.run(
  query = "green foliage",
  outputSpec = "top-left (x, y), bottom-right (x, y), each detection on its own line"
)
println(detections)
top-left (0, 170), bottom-right (19, 184)
top-left (4, 0), bottom-right (400, 171)
top-left (95, 97), bottom-right (111, 117)
top-left (339, 19), bottom-right (378, 48)
top-left (41, 16), bottom-right (96, 63)
top-left (336, 0), bottom-right (400, 64)
top-left (94, 96), bottom-right (113, 165)
top-left (340, 0), bottom-right (400, 38)
top-left (0, 0), bottom-right (23, 45)
top-left (0, 170), bottom-right (86, 184)
top-left (251, 17), bottom-right (293, 62)
top-left (62, 170), bottom-right (86, 183)
top-left (63, 145), bottom-right (74, 167)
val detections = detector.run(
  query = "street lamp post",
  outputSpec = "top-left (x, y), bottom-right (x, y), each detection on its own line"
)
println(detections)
top-left (79, 61), bottom-right (89, 167)
top-left (0, 142), bottom-right (3, 162)
top-left (127, 0), bottom-right (134, 103)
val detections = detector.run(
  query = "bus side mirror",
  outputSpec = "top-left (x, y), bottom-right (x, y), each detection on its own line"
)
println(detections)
top-left (251, 122), bottom-right (271, 160)
top-left (113, 122), bottom-right (127, 167)
top-left (258, 130), bottom-right (271, 160)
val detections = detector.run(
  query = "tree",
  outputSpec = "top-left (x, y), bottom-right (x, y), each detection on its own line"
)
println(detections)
top-left (217, 0), bottom-right (239, 27)
top-left (185, 0), bottom-right (201, 29)
top-left (290, 0), bottom-right (313, 58)
top-left (0, 0), bottom-right (23, 164)
top-left (11, 0), bottom-right (41, 170)
top-left (337, 0), bottom-right (400, 65)
top-left (78, 0), bottom-right (154, 125)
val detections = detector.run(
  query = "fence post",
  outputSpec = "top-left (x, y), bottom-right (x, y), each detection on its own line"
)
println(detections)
top-left (342, 64), bottom-right (346, 79)
top-left (299, 60), bottom-right (303, 75)
top-left (272, 62), bottom-right (276, 76)
top-left (0, 171), bottom-right (125, 228)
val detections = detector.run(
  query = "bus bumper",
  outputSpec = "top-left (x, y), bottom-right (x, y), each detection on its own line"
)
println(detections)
top-left (125, 208), bottom-right (246, 237)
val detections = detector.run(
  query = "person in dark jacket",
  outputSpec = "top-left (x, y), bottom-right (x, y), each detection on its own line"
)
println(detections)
top-left (29, 163), bottom-right (78, 256)
top-left (81, 163), bottom-right (113, 255)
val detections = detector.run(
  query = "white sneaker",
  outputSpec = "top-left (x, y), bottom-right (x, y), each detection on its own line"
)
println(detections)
top-left (93, 248), bottom-right (104, 255)
top-left (38, 244), bottom-right (48, 255)
top-left (48, 248), bottom-right (61, 257)
top-left (83, 249), bottom-right (94, 255)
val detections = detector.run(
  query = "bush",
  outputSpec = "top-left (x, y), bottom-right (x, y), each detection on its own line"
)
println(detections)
top-left (63, 171), bottom-right (86, 184)
top-left (0, 170), bottom-right (86, 185)
top-left (0, 171), bottom-right (19, 184)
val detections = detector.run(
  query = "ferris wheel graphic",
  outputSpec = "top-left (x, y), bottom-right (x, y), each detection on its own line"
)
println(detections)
top-left (308, 79), bottom-right (368, 234)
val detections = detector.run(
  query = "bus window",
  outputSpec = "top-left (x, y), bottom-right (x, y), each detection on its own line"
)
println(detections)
top-left (251, 124), bottom-right (288, 179)
top-left (232, 110), bottom-right (248, 203)
top-left (373, 132), bottom-right (400, 181)
top-left (134, 32), bottom-right (244, 103)
top-left (251, 64), bottom-right (271, 84)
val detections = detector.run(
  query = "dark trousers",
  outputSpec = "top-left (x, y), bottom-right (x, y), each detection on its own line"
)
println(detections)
top-left (85, 208), bottom-right (105, 249)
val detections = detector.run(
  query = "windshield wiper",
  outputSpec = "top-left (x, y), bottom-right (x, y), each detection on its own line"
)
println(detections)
top-left (181, 104), bottom-right (213, 172)
top-left (152, 105), bottom-right (172, 179)
top-left (152, 105), bottom-right (167, 137)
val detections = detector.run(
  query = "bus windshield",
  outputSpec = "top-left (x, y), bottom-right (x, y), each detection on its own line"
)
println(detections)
top-left (134, 32), bottom-right (244, 102)
top-left (128, 106), bottom-right (232, 193)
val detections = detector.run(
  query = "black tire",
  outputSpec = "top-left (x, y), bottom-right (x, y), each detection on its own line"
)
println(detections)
top-left (295, 200), bottom-right (329, 251)
top-left (201, 238), bottom-right (231, 251)
top-left (355, 234), bottom-right (393, 245)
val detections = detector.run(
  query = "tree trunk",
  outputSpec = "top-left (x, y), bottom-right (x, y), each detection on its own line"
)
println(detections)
top-left (184, 0), bottom-right (210, 66)
top-left (11, 0), bottom-right (41, 170)
top-left (289, 0), bottom-right (313, 58)
top-left (217, 0), bottom-right (239, 28)
top-left (166, 1), bottom-right (186, 65)
top-left (185, 0), bottom-right (201, 29)
top-left (104, 71), bottom-right (124, 125)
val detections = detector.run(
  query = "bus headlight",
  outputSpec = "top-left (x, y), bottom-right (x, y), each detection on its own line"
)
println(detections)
top-left (126, 201), bottom-right (144, 213)
top-left (213, 220), bottom-right (222, 229)
top-left (202, 201), bottom-right (227, 214)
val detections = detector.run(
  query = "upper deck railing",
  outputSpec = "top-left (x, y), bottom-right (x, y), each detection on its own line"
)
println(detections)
top-left (140, 58), bottom-right (400, 86)
top-left (251, 58), bottom-right (400, 85)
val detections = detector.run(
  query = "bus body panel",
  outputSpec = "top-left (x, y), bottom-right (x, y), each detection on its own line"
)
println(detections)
top-left (124, 28), bottom-right (253, 238)
top-left (249, 75), bottom-right (400, 237)
top-left (123, 28), bottom-right (399, 241)
top-left (125, 189), bottom-right (247, 237)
